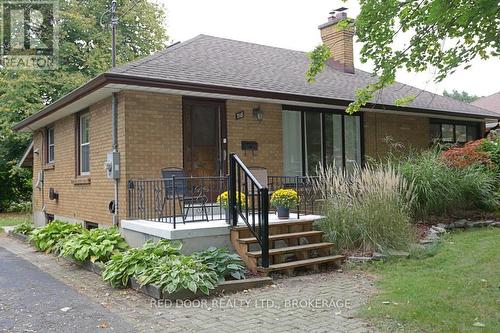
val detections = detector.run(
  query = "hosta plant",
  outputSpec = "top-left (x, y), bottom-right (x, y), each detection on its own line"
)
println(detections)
top-left (102, 240), bottom-right (182, 288)
top-left (138, 255), bottom-right (219, 295)
top-left (192, 247), bottom-right (245, 282)
top-left (29, 221), bottom-right (83, 253)
top-left (60, 227), bottom-right (128, 263)
top-left (13, 222), bottom-right (35, 235)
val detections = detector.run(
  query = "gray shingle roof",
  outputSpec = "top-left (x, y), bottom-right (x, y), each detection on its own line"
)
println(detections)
top-left (471, 92), bottom-right (500, 116)
top-left (110, 34), bottom-right (497, 118)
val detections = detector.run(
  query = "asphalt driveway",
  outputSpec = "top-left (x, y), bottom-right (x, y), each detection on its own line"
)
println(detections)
top-left (0, 245), bottom-right (135, 333)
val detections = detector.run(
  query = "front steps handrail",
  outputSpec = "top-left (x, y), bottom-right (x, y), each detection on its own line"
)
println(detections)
top-left (228, 153), bottom-right (270, 268)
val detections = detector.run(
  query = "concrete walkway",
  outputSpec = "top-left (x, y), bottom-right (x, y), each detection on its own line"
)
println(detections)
top-left (0, 234), bottom-right (377, 332)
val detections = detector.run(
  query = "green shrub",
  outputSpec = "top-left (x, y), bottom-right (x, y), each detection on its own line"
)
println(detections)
top-left (138, 255), bottom-right (219, 295)
top-left (59, 227), bottom-right (128, 263)
top-left (314, 164), bottom-right (416, 253)
top-left (102, 240), bottom-right (182, 288)
top-left (396, 150), bottom-right (499, 216)
top-left (479, 135), bottom-right (500, 171)
top-left (5, 201), bottom-right (32, 213)
top-left (29, 221), bottom-right (83, 253)
top-left (192, 247), bottom-right (245, 281)
top-left (13, 221), bottom-right (35, 235)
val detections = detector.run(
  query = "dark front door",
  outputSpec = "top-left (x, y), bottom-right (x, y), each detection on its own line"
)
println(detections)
top-left (183, 98), bottom-right (227, 177)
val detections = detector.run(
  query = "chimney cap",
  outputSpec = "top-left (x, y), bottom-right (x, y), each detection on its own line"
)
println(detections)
top-left (329, 7), bottom-right (348, 15)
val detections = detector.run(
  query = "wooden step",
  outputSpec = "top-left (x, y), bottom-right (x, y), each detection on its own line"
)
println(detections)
top-left (247, 242), bottom-right (333, 258)
top-left (231, 218), bottom-right (317, 231)
top-left (258, 255), bottom-right (345, 273)
top-left (238, 230), bottom-right (324, 244)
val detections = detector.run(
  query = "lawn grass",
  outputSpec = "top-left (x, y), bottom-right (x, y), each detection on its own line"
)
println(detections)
top-left (364, 228), bottom-right (500, 332)
top-left (0, 212), bottom-right (31, 229)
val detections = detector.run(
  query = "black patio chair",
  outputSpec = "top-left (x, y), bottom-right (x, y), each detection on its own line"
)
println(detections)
top-left (161, 167), bottom-right (209, 223)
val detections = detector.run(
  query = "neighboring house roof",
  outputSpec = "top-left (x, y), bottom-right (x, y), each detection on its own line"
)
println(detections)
top-left (471, 92), bottom-right (500, 116)
top-left (17, 141), bottom-right (33, 168)
top-left (13, 34), bottom-right (499, 131)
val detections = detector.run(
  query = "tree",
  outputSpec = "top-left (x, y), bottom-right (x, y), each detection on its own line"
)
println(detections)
top-left (0, 0), bottom-right (168, 211)
top-left (308, 0), bottom-right (499, 114)
top-left (443, 89), bottom-right (479, 103)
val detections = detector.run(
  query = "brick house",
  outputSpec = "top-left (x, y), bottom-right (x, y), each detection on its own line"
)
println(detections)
top-left (14, 12), bottom-right (499, 270)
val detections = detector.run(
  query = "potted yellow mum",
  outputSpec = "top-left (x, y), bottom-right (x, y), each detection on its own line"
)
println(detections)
top-left (270, 189), bottom-right (299, 219)
top-left (217, 191), bottom-right (246, 218)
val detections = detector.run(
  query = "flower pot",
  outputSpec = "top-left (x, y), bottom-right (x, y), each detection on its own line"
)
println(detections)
top-left (277, 206), bottom-right (290, 219)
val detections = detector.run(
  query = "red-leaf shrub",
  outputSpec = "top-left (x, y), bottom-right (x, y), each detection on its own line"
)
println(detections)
top-left (441, 140), bottom-right (492, 168)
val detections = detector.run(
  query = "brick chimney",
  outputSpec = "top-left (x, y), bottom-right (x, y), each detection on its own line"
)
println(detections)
top-left (318, 10), bottom-right (355, 74)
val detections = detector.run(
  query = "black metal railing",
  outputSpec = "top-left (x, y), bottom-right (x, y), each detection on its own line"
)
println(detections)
top-left (127, 176), bottom-right (228, 229)
top-left (229, 154), bottom-right (270, 268)
top-left (267, 176), bottom-right (322, 216)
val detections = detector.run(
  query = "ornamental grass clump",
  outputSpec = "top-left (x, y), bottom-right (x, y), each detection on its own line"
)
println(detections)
top-left (397, 150), bottom-right (499, 216)
top-left (314, 164), bottom-right (416, 253)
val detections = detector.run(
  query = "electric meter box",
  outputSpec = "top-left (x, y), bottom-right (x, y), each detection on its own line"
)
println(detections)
top-left (106, 152), bottom-right (120, 179)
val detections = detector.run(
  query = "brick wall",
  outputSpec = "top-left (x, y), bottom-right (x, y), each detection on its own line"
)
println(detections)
top-left (123, 91), bottom-right (183, 180)
top-left (32, 94), bottom-right (127, 226)
top-left (363, 112), bottom-right (430, 158)
top-left (226, 100), bottom-right (283, 175)
top-left (31, 89), bottom-right (436, 226)
top-left (319, 23), bottom-right (355, 71)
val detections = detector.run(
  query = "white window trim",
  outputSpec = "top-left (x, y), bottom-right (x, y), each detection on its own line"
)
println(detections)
top-left (79, 113), bottom-right (90, 176)
top-left (47, 126), bottom-right (55, 164)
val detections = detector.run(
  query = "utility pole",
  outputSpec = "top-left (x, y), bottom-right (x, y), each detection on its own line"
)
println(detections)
top-left (109, 0), bottom-right (120, 226)
top-left (111, 0), bottom-right (117, 68)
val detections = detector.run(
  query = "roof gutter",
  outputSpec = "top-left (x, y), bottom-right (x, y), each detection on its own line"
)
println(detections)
top-left (13, 73), bottom-right (498, 131)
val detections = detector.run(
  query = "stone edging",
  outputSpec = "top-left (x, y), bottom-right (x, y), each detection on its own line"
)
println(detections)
top-left (8, 230), bottom-right (30, 243)
top-left (129, 276), bottom-right (274, 300)
top-left (7, 231), bottom-right (274, 300)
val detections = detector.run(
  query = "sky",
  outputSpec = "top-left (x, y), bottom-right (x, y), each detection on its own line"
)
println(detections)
top-left (159, 0), bottom-right (499, 98)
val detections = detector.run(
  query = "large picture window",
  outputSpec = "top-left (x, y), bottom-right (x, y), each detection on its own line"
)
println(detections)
top-left (78, 113), bottom-right (90, 175)
top-left (282, 110), bottom-right (302, 176)
top-left (282, 107), bottom-right (362, 176)
top-left (429, 120), bottom-right (480, 144)
top-left (46, 126), bottom-right (55, 163)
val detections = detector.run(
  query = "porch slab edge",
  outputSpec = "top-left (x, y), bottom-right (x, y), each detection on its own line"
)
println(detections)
top-left (120, 219), bottom-right (231, 240)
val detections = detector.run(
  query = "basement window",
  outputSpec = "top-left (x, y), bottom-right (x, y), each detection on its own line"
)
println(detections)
top-left (84, 221), bottom-right (99, 230)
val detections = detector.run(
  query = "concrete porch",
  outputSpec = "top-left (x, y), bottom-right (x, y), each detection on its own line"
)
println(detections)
top-left (120, 213), bottom-right (323, 254)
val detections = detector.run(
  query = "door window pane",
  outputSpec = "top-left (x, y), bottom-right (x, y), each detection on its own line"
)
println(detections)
top-left (455, 125), bottom-right (467, 143)
top-left (304, 112), bottom-right (322, 175)
top-left (344, 115), bottom-right (361, 171)
top-left (282, 111), bottom-right (302, 176)
top-left (324, 113), bottom-right (343, 169)
top-left (192, 106), bottom-right (217, 145)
